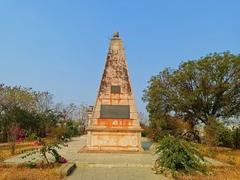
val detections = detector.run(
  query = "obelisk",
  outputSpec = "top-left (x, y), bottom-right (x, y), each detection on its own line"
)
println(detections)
top-left (86, 32), bottom-right (142, 151)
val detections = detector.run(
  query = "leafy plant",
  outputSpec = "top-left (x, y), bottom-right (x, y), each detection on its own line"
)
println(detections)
top-left (204, 117), bottom-right (235, 148)
top-left (232, 127), bottom-right (240, 149)
top-left (24, 161), bottom-right (37, 168)
top-left (65, 121), bottom-right (79, 138)
top-left (22, 133), bottom-right (67, 166)
top-left (154, 135), bottom-right (206, 176)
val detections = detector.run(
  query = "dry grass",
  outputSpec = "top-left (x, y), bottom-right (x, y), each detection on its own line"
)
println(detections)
top-left (0, 164), bottom-right (61, 180)
top-left (198, 145), bottom-right (240, 166)
top-left (0, 141), bottom-right (37, 161)
top-left (0, 139), bottom-right (63, 180)
top-left (0, 137), bottom-right (57, 161)
top-left (178, 166), bottom-right (240, 180)
top-left (178, 145), bottom-right (240, 180)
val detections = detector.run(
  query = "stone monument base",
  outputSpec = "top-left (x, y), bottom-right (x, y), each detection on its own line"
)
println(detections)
top-left (86, 127), bottom-right (142, 152)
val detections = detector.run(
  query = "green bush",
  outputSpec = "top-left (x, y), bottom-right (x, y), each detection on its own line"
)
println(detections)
top-left (217, 125), bottom-right (233, 148)
top-left (65, 121), bottom-right (79, 138)
top-left (49, 127), bottom-right (66, 139)
top-left (232, 127), bottom-right (240, 149)
top-left (154, 135), bottom-right (206, 176)
top-left (141, 130), bottom-right (147, 137)
top-left (204, 117), bottom-right (234, 148)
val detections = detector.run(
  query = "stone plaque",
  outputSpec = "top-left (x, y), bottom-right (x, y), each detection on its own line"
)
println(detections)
top-left (100, 105), bottom-right (130, 119)
top-left (111, 85), bottom-right (121, 93)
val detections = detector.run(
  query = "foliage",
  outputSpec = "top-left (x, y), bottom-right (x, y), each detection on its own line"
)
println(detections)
top-left (217, 124), bottom-right (234, 148)
top-left (8, 123), bottom-right (25, 155)
top-left (154, 135), bottom-right (206, 176)
top-left (24, 161), bottom-right (37, 168)
top-left (204, 117), bottom-right (220, 146)
top-left (204, 117), bottom-right (235, 148)
top-left (141, 129), bottom-right (148, 137)
top-left (0, 84), bottom-right (88, 143)
top-left (22, 134), bottom-right (67, 165)
top-left (145, 117), bottom-right (198, 142)
top-left (232, 127), bottom-right (240, 149)
top-left (143, 52), bottom-right (240, 132)
top-left (65, 121), bottom-right (80, 138)
top-left (49, 127), bottom-right (66, 140)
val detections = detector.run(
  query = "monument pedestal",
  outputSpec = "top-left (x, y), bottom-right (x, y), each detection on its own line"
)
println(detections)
top-left (87, 126), bottom-right (142, 152)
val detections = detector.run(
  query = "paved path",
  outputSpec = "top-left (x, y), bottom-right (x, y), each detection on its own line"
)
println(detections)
top-left (4, 135), bottom-right (229, 180)
top-left (4, 136), bottom-right (168, 179)
top-left (4, 136), bottom-right (87, 164)
top-left (66, 136), bottom-right (168, 180)
top-left (68, 167), bottom-right (167, 180)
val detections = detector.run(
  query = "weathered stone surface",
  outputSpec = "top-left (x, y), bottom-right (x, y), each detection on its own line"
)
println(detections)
top-left (86, 32), bottom-right (142, 152)
top-left (58, 162), bottom-right (76, 176)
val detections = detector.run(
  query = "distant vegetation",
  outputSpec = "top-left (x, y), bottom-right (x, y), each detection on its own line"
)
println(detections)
top-left (143, 52), bottom-right (240, 176)
top-left (143, 51), bottom-right (240, 146)
top-left (0, 85), bottom-right (88, 155)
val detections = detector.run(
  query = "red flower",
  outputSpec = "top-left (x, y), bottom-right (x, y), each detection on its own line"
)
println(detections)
top-left (33, 140), bottom-right (44, 146)
top-left (58, 156), bottom-right (67, 163)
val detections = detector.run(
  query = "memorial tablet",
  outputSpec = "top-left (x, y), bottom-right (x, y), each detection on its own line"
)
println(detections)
top-left (100, 105), bottom-right (130, 119)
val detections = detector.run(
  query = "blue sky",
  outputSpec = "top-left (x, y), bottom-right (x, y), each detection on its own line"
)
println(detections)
top-left (0, 1), bottom-right (239, 113)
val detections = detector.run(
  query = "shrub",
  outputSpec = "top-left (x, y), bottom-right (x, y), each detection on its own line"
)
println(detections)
top-left (217, 125), bottom-right (233, 148)
top-left (204, 117), bottom-right (234, 148)
top-left (49, 127), bottom-right (66, 140)
top-left (232, 127), bottom-right (240, 149)
top-left (204, 117), bottom-right (219, 146)
top-left (24, 161), bottom-right (37, 168)
top-left (65, 121), bottom-right (79, 138)
top-left (154, 135), bottom-right (206, 176)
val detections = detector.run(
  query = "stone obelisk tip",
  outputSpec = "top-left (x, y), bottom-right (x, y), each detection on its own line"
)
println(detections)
top-left (113, 32), bottom-right (119, 38)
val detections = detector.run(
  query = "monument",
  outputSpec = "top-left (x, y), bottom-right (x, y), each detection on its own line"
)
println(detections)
top-left (86, 32), bottom-right (142, 152)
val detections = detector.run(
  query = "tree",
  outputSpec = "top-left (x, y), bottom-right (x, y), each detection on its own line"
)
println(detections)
top-left (138, 112), bottom-right (149, 126)
top-left (143, 52), bottom-right (240, 131)
top-left (54, 103), bottom-right (77, 127)
top-left (0, 85), bottom-right (37, 142)
top-left (77, 104), bottom-right (89, 134)
top-left (35, 91), bottom-right (53, 113)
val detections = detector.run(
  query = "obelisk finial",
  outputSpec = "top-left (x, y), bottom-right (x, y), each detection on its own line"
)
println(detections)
top-left (113, 32), bottom-right (119, 38)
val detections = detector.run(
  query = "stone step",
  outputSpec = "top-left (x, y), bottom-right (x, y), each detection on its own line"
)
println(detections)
top-left (76, 162), bottom-right (153, 168)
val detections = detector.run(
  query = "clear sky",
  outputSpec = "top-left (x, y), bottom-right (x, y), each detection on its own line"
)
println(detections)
top-left (0, 1), bottom-right (239, 113)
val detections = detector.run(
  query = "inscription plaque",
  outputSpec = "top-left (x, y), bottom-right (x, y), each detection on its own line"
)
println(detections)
top-left (100, 105), bottom-right (130, 119)
top-left (111, 85), bottom-right (121, 93)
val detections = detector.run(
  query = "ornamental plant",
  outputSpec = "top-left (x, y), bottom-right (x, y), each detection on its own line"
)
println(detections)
top-left (22, 133), bottom-right (67, 166)
top-left (154, 135), bottom-right (206, 176)
top-left (8, 123), bottom-right (25, 155)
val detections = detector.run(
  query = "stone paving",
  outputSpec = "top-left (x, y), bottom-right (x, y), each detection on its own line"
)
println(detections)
top-left (4, 136), bottom-right (87, 164)
top-left (4, 135), bottom-right (169, 179)
top-left (68, 167), bottom-right (167, 180)
top-left (66, 136), bottom-right (169, 179)
top-left (4, 135), bottom-right (230, 180)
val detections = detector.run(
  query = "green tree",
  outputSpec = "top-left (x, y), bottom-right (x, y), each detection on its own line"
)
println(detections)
top-left (0, 85), bottom-right (37, 142)
top-left (143, 52), bottom-right (240, 131)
